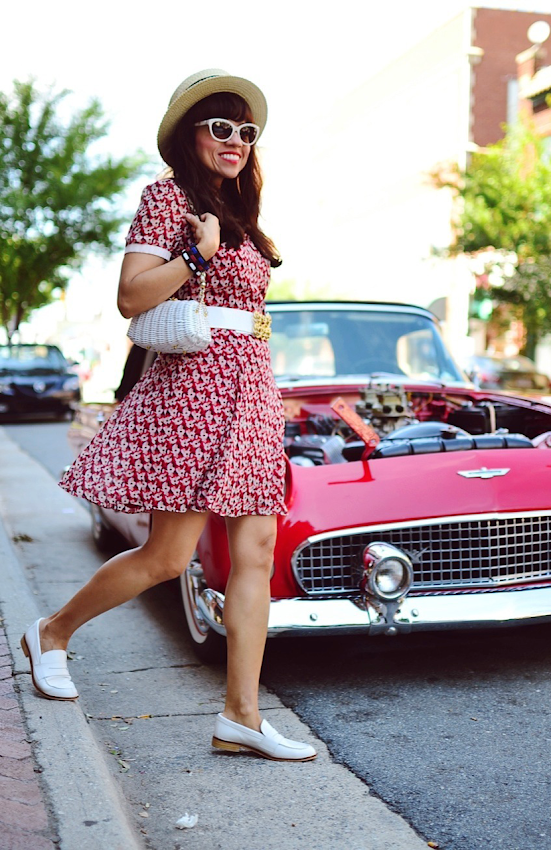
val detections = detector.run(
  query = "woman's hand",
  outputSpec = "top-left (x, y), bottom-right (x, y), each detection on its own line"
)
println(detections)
top-left (184, 212), bottom-right (220, 261)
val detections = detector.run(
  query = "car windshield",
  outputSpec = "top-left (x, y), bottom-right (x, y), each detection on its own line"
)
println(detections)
top-left (269, 308), bottom-right (465, 383)
top-left (500, 356), bottom-right (537, 372)
top-left (0, 345), bottom-right (67, 372)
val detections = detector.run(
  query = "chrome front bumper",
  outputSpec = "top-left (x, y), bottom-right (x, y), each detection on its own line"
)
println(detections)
top-left (197, 586), bottom-right (551, 637)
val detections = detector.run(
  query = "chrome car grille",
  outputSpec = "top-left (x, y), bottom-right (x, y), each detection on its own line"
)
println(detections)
top-left (292, 513), bottom-right (551, 595)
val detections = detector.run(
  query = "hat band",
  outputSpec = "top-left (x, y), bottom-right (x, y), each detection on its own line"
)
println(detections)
top-left (188, 74), bottom-right (222, 89)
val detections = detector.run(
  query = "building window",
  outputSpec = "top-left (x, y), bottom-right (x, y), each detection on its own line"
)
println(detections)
top-left (532, 91), bottom-right (550, 112)
top-left (507, 78), bottom-right (519, 125)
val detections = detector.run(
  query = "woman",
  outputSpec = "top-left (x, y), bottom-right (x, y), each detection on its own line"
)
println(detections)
top-left (21, 69), bottom-right (316, 763)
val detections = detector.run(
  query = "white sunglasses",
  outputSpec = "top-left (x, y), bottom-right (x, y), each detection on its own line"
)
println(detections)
top-left (194, 118), bottom-right (260, 146)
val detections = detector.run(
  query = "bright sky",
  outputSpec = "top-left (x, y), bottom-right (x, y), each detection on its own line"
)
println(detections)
top-left (3, 0), bottom-right (551, 349)
top-left (5, 1), bottom-right (551, 168)
top-left (3, 0), bottom-right (551, 234)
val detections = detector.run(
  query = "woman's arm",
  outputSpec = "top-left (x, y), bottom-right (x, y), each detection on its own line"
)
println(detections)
top-left (117, 211), bottom-right (220, 319)
top-left (117, 253), bottom-right (189, 319)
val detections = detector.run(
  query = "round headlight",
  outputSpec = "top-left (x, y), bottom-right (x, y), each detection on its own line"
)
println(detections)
top-left (373, 559), bottom-right (408, 596)
top-left (63, 376), bottom-right (80, 392)
top-left (362, 542), bottom-right (413, 601)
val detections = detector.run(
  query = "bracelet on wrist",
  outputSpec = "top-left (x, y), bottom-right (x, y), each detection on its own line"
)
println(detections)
top-left (182, 244), bottom-right (210, 274)
top-left (182, 249), bottom-right (199, 273)
top-left (189, 244), bottom-right (210, 270)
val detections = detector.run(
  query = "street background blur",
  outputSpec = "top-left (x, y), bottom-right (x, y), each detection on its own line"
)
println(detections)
top-left (2, 0), bottom-right (551, 398)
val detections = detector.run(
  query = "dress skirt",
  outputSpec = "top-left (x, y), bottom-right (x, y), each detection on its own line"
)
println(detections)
top-left (60, 331), bottom-right (287, 517)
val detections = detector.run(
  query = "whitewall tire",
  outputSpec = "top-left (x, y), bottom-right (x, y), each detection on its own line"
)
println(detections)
top-left (180, 562), bottom-right (226, 663)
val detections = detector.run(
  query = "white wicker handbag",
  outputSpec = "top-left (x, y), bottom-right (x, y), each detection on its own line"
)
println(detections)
top-left (127, 272), bottom-right (212, 354)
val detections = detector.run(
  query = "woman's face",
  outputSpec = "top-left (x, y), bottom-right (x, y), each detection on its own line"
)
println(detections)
top-left (194, 120), bottom-right (251, 186)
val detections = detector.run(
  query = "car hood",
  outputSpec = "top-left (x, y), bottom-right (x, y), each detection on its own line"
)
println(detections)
top-left (282, 447), bottom-right (551, 540)
top-left (277, 375), bottom-right (473, 392)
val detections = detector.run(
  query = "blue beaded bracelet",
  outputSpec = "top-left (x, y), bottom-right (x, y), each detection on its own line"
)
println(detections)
top-left (190, 244), bottom-right (210, 270)
top-left (182, 249), bottom-right (199, 273)
top-left (182, 244), bottom-right (210, 274)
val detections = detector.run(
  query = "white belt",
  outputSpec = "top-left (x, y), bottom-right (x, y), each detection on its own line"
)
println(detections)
top-left (207, 305), bottom-right (254, 335)
top-left (206, 306), bottom-right (273, 342)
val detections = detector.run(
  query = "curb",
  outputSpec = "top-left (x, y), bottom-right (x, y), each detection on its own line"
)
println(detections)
top-left (0, 485), bottom-right (143, 850)
top-left (0, 427), bottom-right (430, 850)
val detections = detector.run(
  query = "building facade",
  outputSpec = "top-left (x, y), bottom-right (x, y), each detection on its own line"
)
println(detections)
top-left (282, 6), bottom-right (551, 359)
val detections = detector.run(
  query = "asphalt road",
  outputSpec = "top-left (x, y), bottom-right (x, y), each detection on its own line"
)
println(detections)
top-left (5, 419), bottom-right (551, 850)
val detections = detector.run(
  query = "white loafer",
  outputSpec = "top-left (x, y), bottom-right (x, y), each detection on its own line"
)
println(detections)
top-left (21, 619), bottom-right (78, 701)
top-left (212, 713), bottom-right (317, 761)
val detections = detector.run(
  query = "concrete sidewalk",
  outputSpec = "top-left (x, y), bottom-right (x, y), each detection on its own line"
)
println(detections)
top-left (0, 431), bottom-right (143, 850)
top-left (0, 623), bottom-right (59, 849)
top-left (0, 426), bottom-right (429, 850)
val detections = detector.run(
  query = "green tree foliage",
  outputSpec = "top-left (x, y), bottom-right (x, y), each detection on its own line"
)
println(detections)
top-left (0, 80), bottom-right (147, 340)
top-left (488, 258), bottom-right (551, 359)
top-left (266, 277), bottom-right (342, 302)
top-left (432, 123), bottom-right (551, 259)
top-left (266, 278), bottom-right (300, 301)
top-left (432, 123), bottom-right (551, 357)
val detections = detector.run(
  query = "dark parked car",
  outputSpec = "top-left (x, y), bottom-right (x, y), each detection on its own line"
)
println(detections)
top-left (464, 354), bottom-right (550, 394)
top-left (0, 344), bottom-right (80, 418)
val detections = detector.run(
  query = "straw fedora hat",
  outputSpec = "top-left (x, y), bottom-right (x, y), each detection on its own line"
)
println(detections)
top-left (157, 69), bottom-right (268, 166)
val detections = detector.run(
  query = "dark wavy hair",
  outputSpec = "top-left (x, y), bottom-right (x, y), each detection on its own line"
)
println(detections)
top-left (169, 92), bottom-right (281, 267)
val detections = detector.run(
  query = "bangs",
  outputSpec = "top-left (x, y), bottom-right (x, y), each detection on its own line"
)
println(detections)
top-left (189, 92), bottom-right (253, 124)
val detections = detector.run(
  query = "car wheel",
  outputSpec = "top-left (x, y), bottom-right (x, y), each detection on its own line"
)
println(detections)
top-left (90, 503), bottom-right (121, 553)
top-left (180, 562), bottom-right (226, 664)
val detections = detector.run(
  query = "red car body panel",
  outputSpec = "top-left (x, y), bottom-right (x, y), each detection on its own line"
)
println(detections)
top-left (198, 447), bottom-right (551, 598)
top-left (68, 302), bottom-right (551, 642)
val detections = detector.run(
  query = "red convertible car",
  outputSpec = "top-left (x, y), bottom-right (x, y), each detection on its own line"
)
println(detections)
top-left (68, 302), bottom-right (551, 660)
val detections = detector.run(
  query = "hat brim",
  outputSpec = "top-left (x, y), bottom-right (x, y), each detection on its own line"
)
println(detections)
top-left (157, 73), bottom-right (268, 166)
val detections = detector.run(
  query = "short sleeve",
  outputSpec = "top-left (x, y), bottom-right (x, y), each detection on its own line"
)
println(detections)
top-left (125, 179), bottom-right (188, 261)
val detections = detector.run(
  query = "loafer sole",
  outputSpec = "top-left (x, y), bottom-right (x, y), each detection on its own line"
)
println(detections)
top-left (21, 635), bottom-right (79, 702)
top-left (212, 735), bottom-right (317, 762)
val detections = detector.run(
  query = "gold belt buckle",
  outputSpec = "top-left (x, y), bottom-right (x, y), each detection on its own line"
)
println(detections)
top-left (252, 312), bottom-right (272, 340)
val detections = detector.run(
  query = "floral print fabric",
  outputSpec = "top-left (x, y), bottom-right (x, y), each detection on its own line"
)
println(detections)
top-left (59, 179), bottom-right (286, 517)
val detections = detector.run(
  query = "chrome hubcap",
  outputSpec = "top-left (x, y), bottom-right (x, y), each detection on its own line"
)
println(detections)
top-left (183, 563), bottom-right (209, 636)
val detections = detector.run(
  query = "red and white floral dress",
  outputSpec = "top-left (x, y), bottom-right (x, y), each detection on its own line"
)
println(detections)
top-left (60, 179), bottom-right (286, 517)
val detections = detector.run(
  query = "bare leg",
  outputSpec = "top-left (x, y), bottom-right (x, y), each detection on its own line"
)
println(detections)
top-left (222, 514), bottom-right (277, 731)
top-left (40, 509), bottom-right (209, 651)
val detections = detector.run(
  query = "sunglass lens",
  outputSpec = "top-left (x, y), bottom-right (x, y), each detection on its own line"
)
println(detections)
top-left (240, 125), bottom-right (258, 144)
top-left (211, 120), bottom-right (233, 141)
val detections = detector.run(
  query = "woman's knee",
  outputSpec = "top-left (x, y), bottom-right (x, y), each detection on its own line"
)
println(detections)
top-left (234, 531), bottom-right (277, 575)
top-left (226, 515), bottom-right (277, 567)
top-left (139, 539), bottom-right (192, 583)
top-left (144, 509), bottom-right (208, 583)
top-left (145, 555), bottom-right (187, 584)
top-left (160, 558), bottom-right (189, 582)
top-left (257, 529), bottom-right (277, 560)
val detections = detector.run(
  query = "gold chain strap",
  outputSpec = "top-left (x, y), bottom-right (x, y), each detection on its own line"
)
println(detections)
top-left (195, 271), bottom-right (207, 316)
